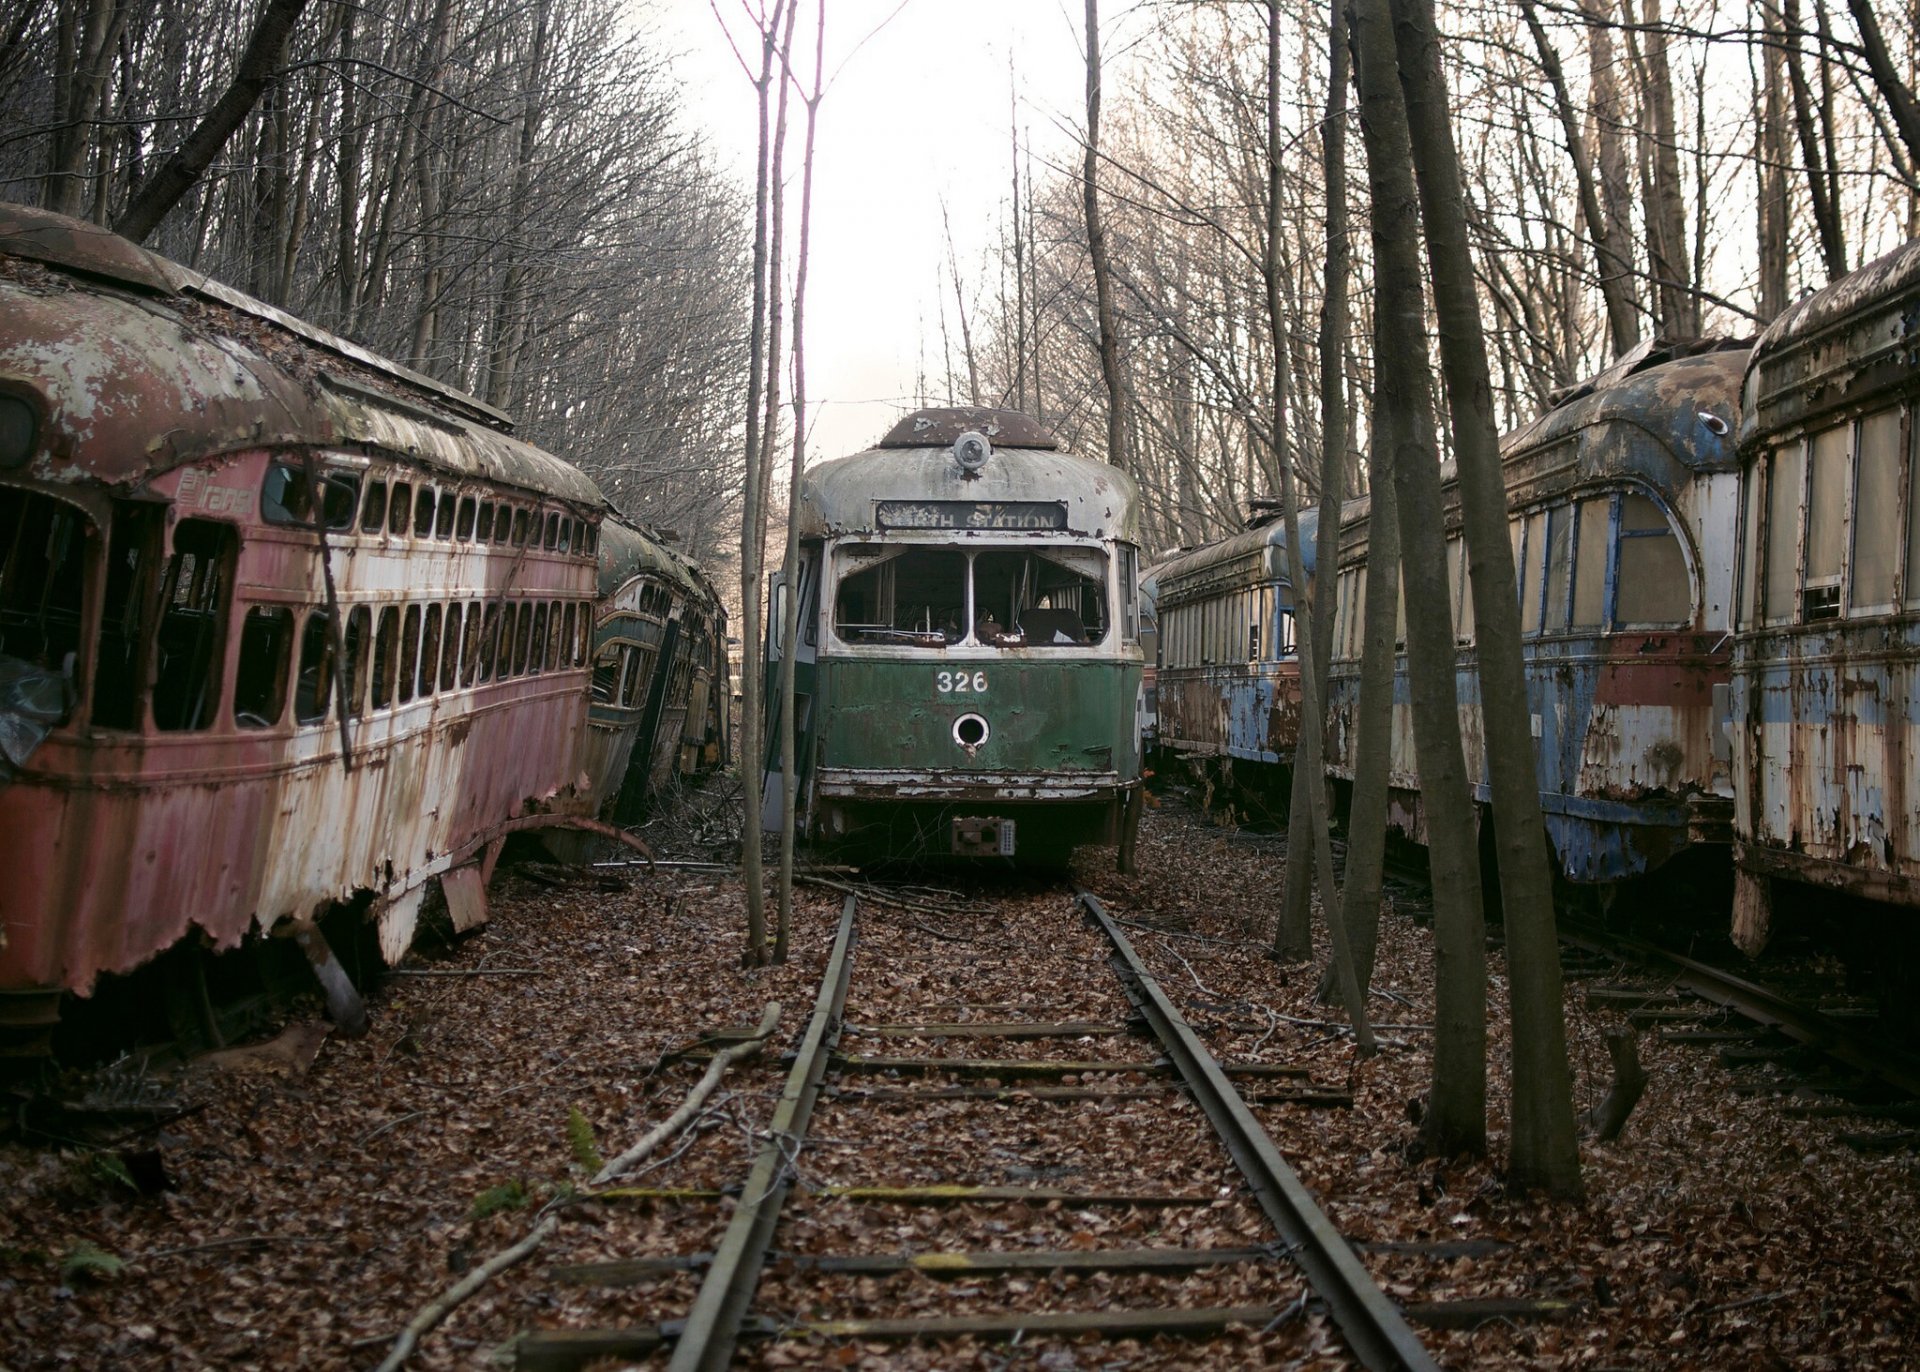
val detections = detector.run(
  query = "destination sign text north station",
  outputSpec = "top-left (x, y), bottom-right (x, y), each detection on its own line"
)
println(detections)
top-left (876, 500), bottom-right (1069, 531)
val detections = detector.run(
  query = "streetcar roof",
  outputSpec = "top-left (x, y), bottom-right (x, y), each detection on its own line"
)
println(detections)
top-left (0, 202), bottom-right (605, 508)
top-left (797, 425), bottom-right (1140, 544)
top-left (1501, 342), bottom-right (1748, 485)
top-left (1150, 509), bottom-right (1324, 603)
top-left (1740, 237), bottom-right (1920, 447)
top-left (597, 518), bottom-right (695, 600)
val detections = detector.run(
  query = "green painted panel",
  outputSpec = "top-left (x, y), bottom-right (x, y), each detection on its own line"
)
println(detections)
top-left (819, 658), bottom-right (1141, 777)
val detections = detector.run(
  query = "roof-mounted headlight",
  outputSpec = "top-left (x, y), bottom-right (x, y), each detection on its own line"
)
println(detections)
top-left (0, 394), bottom-right (36, 470)
top-left (954, 430), bottom-right (992, 474)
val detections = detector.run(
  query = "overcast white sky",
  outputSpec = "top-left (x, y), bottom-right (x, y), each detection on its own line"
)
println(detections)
top-left (648, 0), bottom-right (1152, 464)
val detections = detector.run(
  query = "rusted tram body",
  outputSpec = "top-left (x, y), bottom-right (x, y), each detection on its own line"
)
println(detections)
top-left (765, 407), bottom-right (1146, 866)
top-left (0, 206), bottom-right (617, 1034)
top-left (1731, 240), bottom-right (1920, 993)
top-left (1320, 343), bottom-right (1745, 890)
top-left (1149, 515), bottom-right (1311, 799)
top-left (584, 522), bottom-right (728, 825)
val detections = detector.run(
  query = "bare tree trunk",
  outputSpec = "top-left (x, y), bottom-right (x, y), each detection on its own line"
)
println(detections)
top-left (776, 0), bottom-right (825, 967)
top-left (1845, 0), bottom-right (1920, 177)
top-left (1084, 0), bottom-right (1127, 471)
top-left (1264, 1), bottom-right (1373, 1053)
top-left (737, 1), bottom-right (789, 967)
top-left (1323, 453), bottom-right (1400, 1002)
top-left (1627, 0), bottom-right (1697, 336)
top-left (1010, 65), bottom-right (1028, 415)
top-left (1518, 0), bottom-right (1639, 359)
top-left (1277, 0), bottom-right (1351, 962)
top-left (1757, 2), bottom-right (1792, 319)
top-left (1351, 0), bottom-right (1487, 1159)
top-left (114, 0), bottom-right (312, 243)
top-left (941, 199), bottom-right (980, 405)
top-left (1581, 0), bottom-right (1636, 339)
top-left (44, 0), bottom-right (123, 218)
top-left (1780, 0), bottom-right (1849, 279)
top-left (483, 0), bottom-right (550, 407)
top-left (1390, 0), bottom-right (1582, 1198)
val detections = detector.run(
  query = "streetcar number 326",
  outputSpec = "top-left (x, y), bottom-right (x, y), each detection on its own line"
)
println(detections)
top-left (936, 671), bottom-right (988, 693)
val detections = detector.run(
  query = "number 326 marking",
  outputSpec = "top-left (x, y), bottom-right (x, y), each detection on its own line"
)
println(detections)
top-left (937, 670), bottom-right (988, 693)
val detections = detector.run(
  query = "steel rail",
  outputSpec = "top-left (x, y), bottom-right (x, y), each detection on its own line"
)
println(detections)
top-left (1077, 888), bottom-right (1441, 1372)
top-left (665, 895), bottom-right (857, 1372)
top-left (1562, 925), bottom-right (1920, 1099)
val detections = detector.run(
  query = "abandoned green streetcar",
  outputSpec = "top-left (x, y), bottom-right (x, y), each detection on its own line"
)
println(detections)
top-left (765, 407), bottom-right (1146, 868)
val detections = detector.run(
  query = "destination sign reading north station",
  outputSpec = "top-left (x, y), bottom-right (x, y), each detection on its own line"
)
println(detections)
top-left (876, 500), bottom-right (1069, 531)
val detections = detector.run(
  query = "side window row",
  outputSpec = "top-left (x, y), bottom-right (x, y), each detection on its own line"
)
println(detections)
top-left (1330, 486), bottom-right (1692, 661)
top-left (1744, 404), bottom-right (1920, 626)
top-left (1158, 589), bottom-right (1296, 670)
top-left (232, 595), bottom-right (593, 730)
top-left (261, 461), bottom-right (597, 557)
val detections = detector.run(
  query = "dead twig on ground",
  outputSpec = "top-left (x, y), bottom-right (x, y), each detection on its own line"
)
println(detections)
top-left (592, 1003), bottom-right (783, 1185)
top-left (370, 1214), bottom-right (558, 1372)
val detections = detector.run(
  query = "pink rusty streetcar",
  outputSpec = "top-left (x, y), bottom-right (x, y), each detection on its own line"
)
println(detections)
top-left (0, 204), bottom-right (696, 1051)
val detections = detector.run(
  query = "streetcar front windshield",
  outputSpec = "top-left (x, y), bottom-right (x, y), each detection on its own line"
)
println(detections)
top-left (832, 542), bottom-right (1109, 648)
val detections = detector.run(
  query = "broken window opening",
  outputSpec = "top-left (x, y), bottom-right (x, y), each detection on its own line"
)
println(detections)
top-left (0, 488), bottom-right (91, 707)
top-left (461, 600), bottom-right (482, 687)
top-left (371, 607), bottom-right (398, 710)
top-left (512, 509), bottom-right (529, 546)
top-left (342, 606), bottom-right (370, 716)
top-left (234, 605), bottom-right (294, 728)
top-left (479, 601), bottom-right (501, 681)
top-left (528, 603), bottom-right (548, 675)
top-left (435, 491), bottom-right (455, 540)
top-left (544, 513), bottom-right (560, 550)
top-left (414, 488), bottom-right (436, 538)
top-left (361, 479), bottom-right (388, 533)
top-left (513, 602), bottom-right (533, 675)
top-left (294, 609), bottom-right (335, 726)
top-left (441, 604), bottom-right (462, 691)
top-left (419, 605), bottom-right (442, 697)
top-left (93, 500), bottom-right (165, 729)
top-left (398, 605), bottom-right (420, 703)
top-left (592, 642), bottom-right (622, 703)
top-left (476, 502), bottom-right (495, 542)
top-left (974, 547), bottom-right (1110, 647)
top-left (633, 648), bottom-right (664, 709)
top-left (152, 519), bottom-right (236, 731)
top-left (562, 603), bottom-right (577, 668)
top-left (456, 497), bottom-right (476, 541)
top-left (261, 463), bottom-right (356, 529)
top-left (389, 483), bottom-right (413, 536)
top-left (833, 545), bottom-right (966, 646)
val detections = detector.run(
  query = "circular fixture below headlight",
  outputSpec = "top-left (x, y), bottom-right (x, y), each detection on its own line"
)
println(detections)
top-left (0, 394), bottom-right (37, 469)
top-left (953, 712), bottom-right (989, 751)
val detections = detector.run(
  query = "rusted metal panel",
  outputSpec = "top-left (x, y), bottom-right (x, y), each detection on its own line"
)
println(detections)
top-left (1318, 346), bottom-right (1746, 884)
top-left (0, 206), bottom-right (619, 1000)
top-left (1730, 241), bottom-right (1920, 922)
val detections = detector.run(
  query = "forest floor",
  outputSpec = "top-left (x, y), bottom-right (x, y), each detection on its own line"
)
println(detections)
top-left (1, 790), bottom-right (1917, 1370)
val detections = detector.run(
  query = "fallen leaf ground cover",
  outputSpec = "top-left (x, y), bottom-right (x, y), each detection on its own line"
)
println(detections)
top-left (0, 795), bottom-right (1913, 1369)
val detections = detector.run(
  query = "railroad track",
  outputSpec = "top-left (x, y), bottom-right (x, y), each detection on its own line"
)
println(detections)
top-left (496, 882), bottom-right (1603, 1369)
top-left (1559, 923), bottom-right (1920, 1149)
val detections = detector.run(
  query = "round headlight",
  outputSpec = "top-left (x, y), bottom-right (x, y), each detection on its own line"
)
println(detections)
top-left (0, 394), bottom-right (37, 469)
